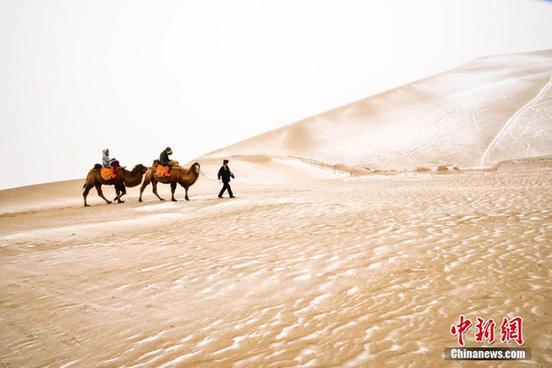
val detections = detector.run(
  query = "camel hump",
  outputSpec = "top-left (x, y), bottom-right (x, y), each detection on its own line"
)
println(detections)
top-left (93, 163), bottom-right (102, 170)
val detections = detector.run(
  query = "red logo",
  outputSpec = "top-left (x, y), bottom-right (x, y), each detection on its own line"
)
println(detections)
top-left (450, 315), bottom-right (523, 346)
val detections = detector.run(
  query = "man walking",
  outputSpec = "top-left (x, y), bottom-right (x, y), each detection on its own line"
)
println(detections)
top-left (217, 159), bottom-right (235, 198)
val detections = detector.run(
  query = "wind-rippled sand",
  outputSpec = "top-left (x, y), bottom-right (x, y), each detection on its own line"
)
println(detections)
top-left (1, 171), bottom-right (551, 367)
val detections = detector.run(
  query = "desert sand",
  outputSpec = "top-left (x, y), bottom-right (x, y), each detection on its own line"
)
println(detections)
top-left (1, 50), bottom-right (552, 367)
top-left (1, 158), bottom-right (551, 367)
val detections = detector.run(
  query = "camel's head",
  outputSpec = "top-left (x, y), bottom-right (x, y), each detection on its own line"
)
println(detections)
top-left (191, 162), bottom-right (200, 174)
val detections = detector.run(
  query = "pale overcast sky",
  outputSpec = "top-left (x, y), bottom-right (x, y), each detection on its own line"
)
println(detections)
top-left (1, 0), bottom-right (552, 189)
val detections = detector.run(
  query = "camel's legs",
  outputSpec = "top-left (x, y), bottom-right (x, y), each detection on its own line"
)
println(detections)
top-left (95, 184), bottom-right (112, 204)
top-left (152, 181), bottom-right (165, 201)
top-left (139, 177), bottom-right (151, 202)
top-left (170, 182), bottom-right (177, 202)
top-left (83, 184), bottom-right (93, 207)
top-left (184, 186), bottom-right (189, 201)
top-left (119, 186), bottom-right (127, 202)
top-left (114, 184), bottom-right (126, 203)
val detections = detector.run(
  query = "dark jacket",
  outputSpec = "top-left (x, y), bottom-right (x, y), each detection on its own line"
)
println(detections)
top-left (218, 165), bottom-right (235, 183)
top-left (159, 149), bottom-right (172, 166)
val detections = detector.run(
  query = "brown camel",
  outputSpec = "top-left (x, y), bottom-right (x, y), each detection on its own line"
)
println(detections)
top-left (82, 164), bottom-right (148, 207)
top-left (139, 162), bottom-right (200, 202)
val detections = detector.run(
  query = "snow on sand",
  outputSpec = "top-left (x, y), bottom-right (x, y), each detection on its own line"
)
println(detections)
top-left (1, 166), bottom-right (551, 367)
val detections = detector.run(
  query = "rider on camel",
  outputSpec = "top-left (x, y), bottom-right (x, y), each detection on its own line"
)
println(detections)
top-left (159, 147), bottom-right (173, 176)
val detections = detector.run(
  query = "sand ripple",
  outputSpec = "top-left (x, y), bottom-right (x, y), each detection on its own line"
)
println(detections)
top-left (1, 171), bottom-right (551, 367)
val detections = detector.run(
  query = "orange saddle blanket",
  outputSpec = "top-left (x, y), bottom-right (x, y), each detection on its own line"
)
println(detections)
top-left (100, 167), bottom-right (118, 180)
top-left (155, 165), bottom-right (170, 177)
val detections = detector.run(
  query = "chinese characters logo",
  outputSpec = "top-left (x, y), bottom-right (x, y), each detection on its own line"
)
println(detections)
top-left (450, 315), bottom-right (524, 346)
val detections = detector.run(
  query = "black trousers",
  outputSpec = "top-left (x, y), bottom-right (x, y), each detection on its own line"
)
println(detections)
top-left (218, 182), bottom-right (234, 197)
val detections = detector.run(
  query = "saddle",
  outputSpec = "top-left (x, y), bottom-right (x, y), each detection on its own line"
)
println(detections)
top-left (153, 159), bottom-right (180, 177)
top-left (155, 165), bottom-right (171, 177)
top-left (100, 167), bottom-right (118, 180)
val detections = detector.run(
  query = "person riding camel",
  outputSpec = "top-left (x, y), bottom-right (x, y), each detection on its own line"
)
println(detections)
top-left (102, 149), bottom-right (116, 167)
top-left (102, 149), bottom-right (119, 178)
top-left (159, 147), bottom-right (173, 176)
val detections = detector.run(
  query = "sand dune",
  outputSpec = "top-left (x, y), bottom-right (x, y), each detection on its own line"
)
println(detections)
top-left (205, 49), bottom-right (552, 169)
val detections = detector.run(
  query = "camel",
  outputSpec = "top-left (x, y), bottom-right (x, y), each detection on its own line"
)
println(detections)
top-left (82, 164), bottom-right (148, 207)
top-left (139, 161), bottom-right (200, 202)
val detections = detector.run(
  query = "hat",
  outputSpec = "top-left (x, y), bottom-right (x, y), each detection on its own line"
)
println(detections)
top-left (223, 159), bottom-right (229, 164)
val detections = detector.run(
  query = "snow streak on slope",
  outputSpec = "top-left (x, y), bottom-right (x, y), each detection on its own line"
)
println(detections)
top-left (481, 74), bottom-right (552, 166)
top-left (205, 50), bottom-right (552, 169)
